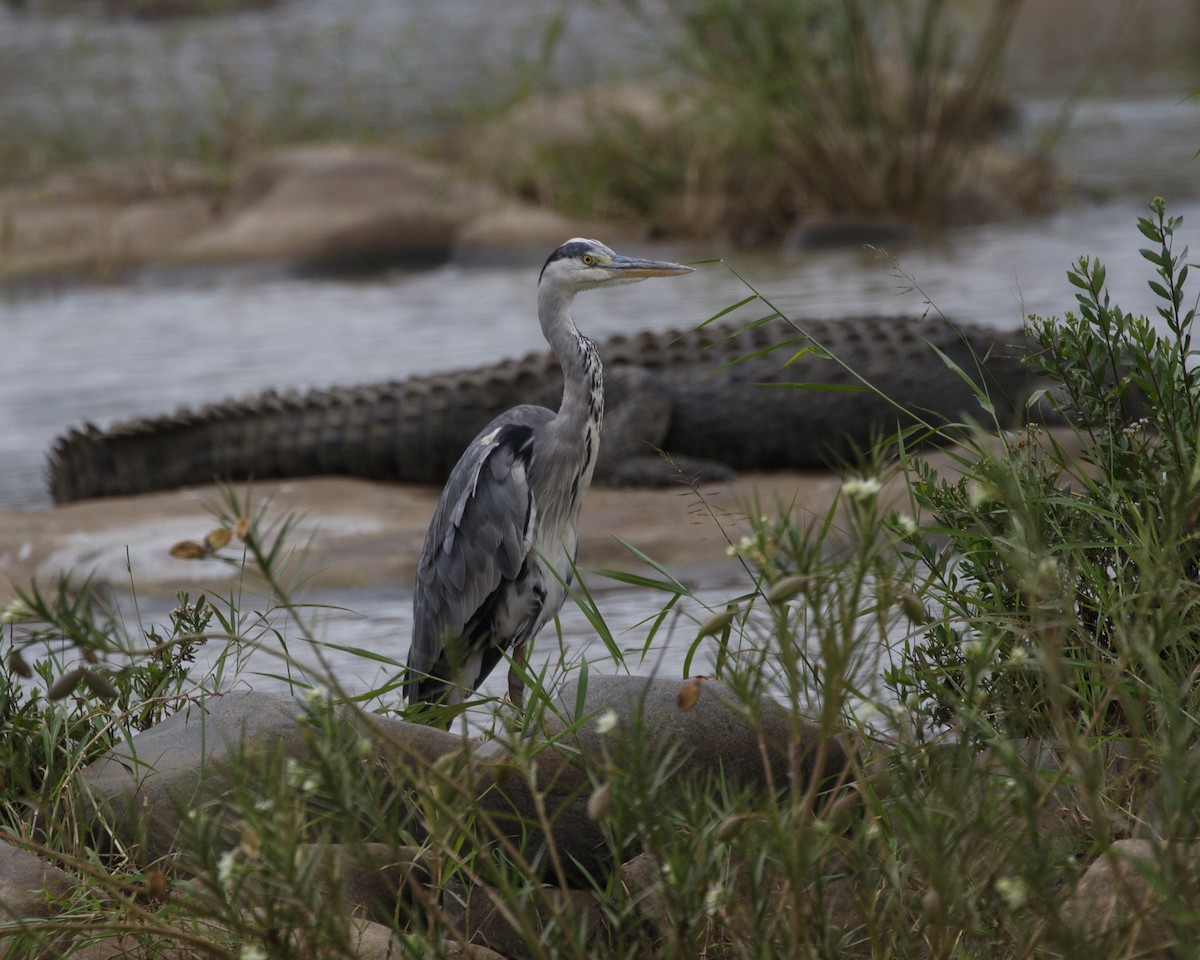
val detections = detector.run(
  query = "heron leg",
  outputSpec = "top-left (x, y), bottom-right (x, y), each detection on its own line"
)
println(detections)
top-left (507, 643), bottom-right (529, 708)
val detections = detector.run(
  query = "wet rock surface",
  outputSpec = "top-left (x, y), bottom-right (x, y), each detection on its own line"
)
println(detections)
top-left (0, 145), bottom-right (604, 280)
top-left (0, 471), bottom-right (846, 609)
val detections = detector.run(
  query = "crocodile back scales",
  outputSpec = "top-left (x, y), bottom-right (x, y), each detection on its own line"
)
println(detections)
top-left (46, 316), bottom-right (1032, 502)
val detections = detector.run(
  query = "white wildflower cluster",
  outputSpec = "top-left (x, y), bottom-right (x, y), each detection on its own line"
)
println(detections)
top-left (285, 756), bottom-right (320, 794)
top-left (842, 476), bottom-right (882, 502)
top-left (217, 850), bottom-right (239, 890)
top-left (594, 708), bottom-right (619, 735)
top-left (1007, 644), bottom-right (1031, 667)
top-left (1, 599), bottom-right (32, 624)
top-left (725, 535), bottom-right (757, 558)
top-left (703, 882), bottom-right (724, 917)
top-left (1122, 417), bottom-right (1152, 439)
top-left (890, 512), bottom-right (919, 537)
top-left (304, 684), bottom-right (329, 705)
top-left (967, 480), bottom-right (999, 508)
top-left (239, 947), bottom-right (268, 960)
top-left (994, 875), bottom-right (1028, 910)
top-left (725, 532), bottom-right (773, 566)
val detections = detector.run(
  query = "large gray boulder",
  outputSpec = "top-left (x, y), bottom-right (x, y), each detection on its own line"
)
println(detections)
top-left (71, 679), bottom-right (850, 890)
top-left (0, 839), bottom-right (78, 919)
top-left (76, 690), bottom-right (461, 863)
top-left (541, 674), bottom-right (846, 795)
top-left (473, 675), bottom-right (852, 883)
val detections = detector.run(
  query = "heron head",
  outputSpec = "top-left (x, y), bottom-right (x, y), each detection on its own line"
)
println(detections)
top-left (538, 238), bottom-right (693, 293)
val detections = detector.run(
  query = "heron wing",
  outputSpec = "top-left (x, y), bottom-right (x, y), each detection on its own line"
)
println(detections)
top-left (406, 405), bottom-right (553, 702)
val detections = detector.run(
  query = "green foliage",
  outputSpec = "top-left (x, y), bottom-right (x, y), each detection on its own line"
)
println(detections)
top-left (486, 0), bottom-right (1034, 237)
top-left (0, 581), bottom-right (220, 847)
top-left (888, 198), bottom-right (1200, 747)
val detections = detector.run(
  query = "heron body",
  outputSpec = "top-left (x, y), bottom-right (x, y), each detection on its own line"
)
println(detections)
top-left (403, 239), bottom-right (693, 713)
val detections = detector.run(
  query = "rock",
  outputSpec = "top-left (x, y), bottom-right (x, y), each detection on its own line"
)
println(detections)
top-left (456, 202), bottom-right (617, 253)
top-left (75, 690), bottom-right (461, 863)
top-left (178, 144), bottom-right (491, 274)
top-left (0, 159), bottom-right (214, 279)
top-left (346, 917), bottom-right (404, 960)
top-left (619, 852), bottom-right (671, 932)
top-left (619, 848), bottom-right (868, 956)
top-left (0, 143), bottom-right (605, 281)
top-left (1058, 838), bottom-right (1185, 957)
top-left (64, 934), bottom-right (197, 959)
top-left (543, 675), bottom-right (848, 799)
top-left (301, 842), bottom-right (434, 925)
top-left (441, 945), bottom-right (507, 960)
top-left (66, 921), bottom-right (399, 960)
top-left (442, 875), bottom-right (608, 960)
top-left (0, 839), bottom-right (78, 919)
top-left (474, 676), bottom-right (851, 884)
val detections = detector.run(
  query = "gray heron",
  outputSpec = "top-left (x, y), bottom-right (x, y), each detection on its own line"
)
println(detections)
top-left (403, 239), bottom-right (693, 717)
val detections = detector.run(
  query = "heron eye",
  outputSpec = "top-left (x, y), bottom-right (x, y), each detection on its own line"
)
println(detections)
top-left (582, 254), bottom-right (594, 265)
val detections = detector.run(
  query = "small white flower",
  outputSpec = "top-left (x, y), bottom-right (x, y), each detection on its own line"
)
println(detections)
top-left (217, 850), bottom-right (237, 889)
top-left (842, 477), bottom-right (882, 501)
top-left (594, 708), bottom-right (619, 735)
top-left (285, 757), bottom-right (306, 788)
top-left (304, 684), bottom-right (328, 705)
top-left (891, 512), bottom-right (918, 536)
top-left (968, 480), bottom-right (998, 507)
top-left (995, 875), bottom-right (1028, 910)
top-left (1, 599), bottom-right (31, 624)
top-left (703, 883), bottom-right (724, 916)
top-left (239, 947), bottom-right (268, 960)
top-left (1007, 645), bottom-right (1029, 667)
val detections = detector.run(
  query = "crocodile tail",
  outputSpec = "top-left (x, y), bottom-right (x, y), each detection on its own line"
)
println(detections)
top-left (45, 383), bottom-right (442, 504)
top-left (46, 352), bottom-right (562, 504)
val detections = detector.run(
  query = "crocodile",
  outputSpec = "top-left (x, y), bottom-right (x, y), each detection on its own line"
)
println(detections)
top-left (46, 315), bottom-right (1038, 503)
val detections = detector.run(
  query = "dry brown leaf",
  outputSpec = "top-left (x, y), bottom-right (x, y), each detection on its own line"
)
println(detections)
top-left (677, 677), bottom-right (703, 711)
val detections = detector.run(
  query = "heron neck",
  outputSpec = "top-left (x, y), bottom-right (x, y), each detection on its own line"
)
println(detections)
top-left (538, 285), bottom-right (605, 435)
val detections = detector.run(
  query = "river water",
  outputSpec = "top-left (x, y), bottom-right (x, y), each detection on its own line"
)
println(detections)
top-left (1, 0), bottom-right (1198, 701)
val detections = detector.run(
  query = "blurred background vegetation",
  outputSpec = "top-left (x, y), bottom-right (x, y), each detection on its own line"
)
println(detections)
top-left (1, 0), bottom-right (1196, 242)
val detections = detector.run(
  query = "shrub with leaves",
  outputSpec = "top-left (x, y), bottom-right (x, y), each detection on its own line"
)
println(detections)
top-left (889, 198), bottom-right (1200, 744)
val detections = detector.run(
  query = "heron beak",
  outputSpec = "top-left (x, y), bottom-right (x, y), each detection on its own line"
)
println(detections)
top-left (608, 255), bottom-right (695, 279)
